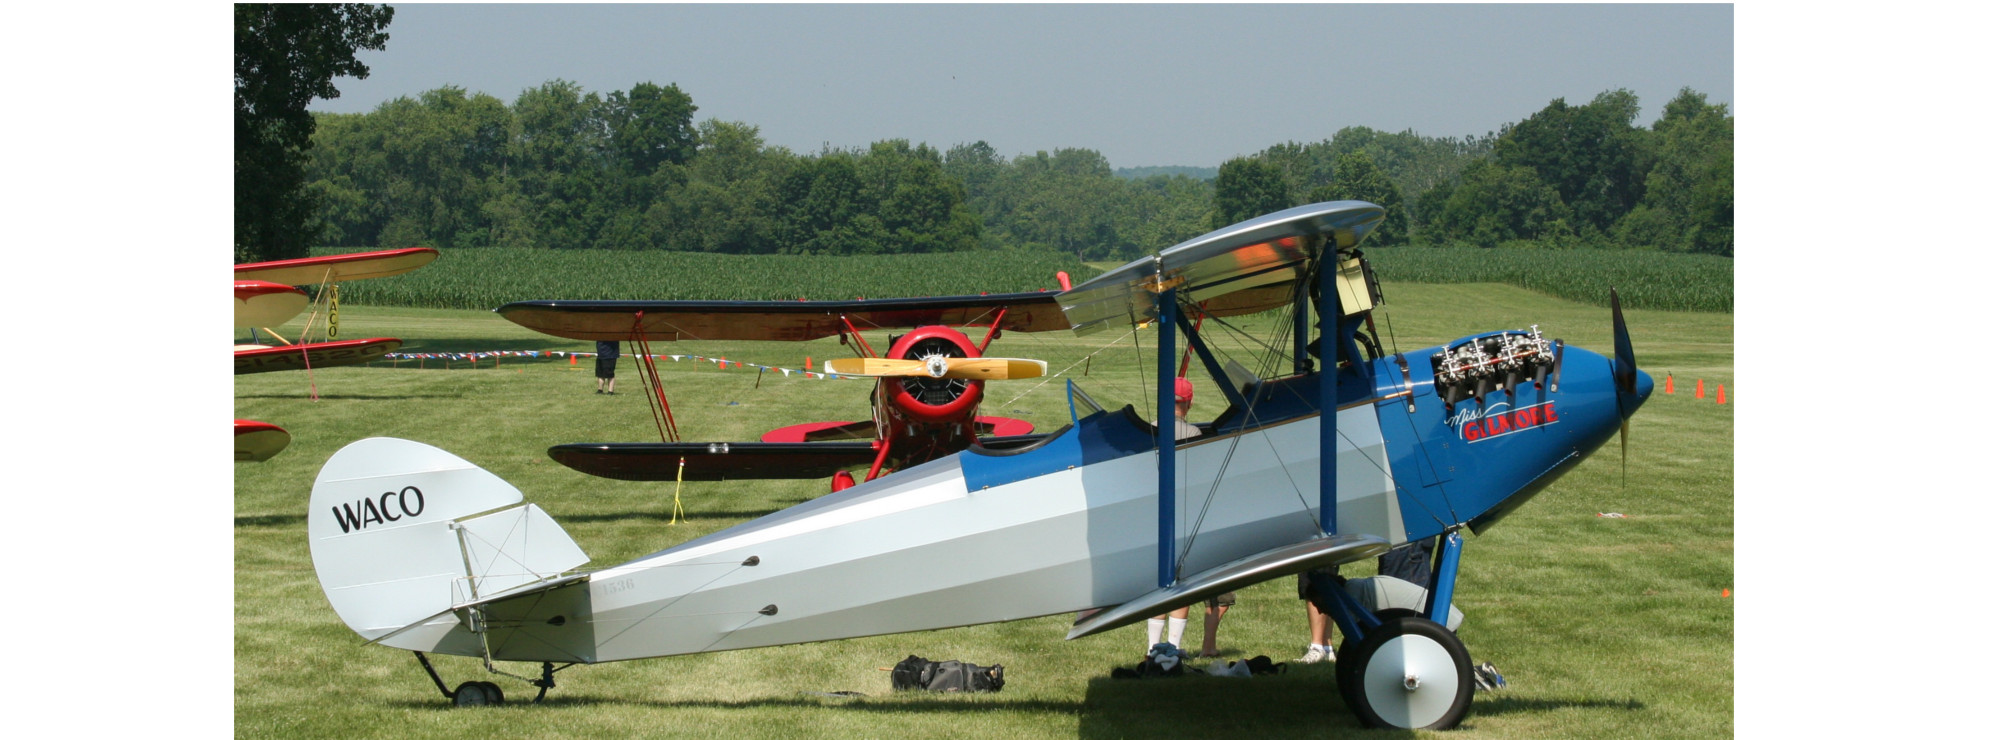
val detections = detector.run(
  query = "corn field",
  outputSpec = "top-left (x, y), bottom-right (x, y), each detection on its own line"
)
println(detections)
top-left (1367, 248), bottom-right (1733, 312)
top-left (316, 246), bottom-right (1731, 314)
top-left (315, 248), bottom-right (1104, 309)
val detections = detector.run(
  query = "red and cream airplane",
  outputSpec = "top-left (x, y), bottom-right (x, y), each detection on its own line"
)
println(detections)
top-left (233, 248), bottom-right (438, 461)
top-left (496, 293), bottom-right (1069, 487)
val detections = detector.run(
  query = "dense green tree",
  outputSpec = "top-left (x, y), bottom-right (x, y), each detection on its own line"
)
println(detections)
top-left (647, 120), bottom-right (789, 253)
top-left (1308, 151), bottom-right (1410, 246)
top-left (1430, 160), bottom-right (1573, 247)
top-left (604, 82), bottom-right (698, 175)
top-left (858, 140), bottom-right (980, 253)
top-left (235, 3), bottom-right (394, 262)
top-left (775, 154), bottom-right (873, 254)
top-left (1212, 157), bottom-right (1291, 227)
top-left (944, 141), bottom-right (1011, 239)
top-left (376, 87), bottom-right (511, 247)
top-left (511, 80), bottom-right (612, 249)
top-left (1494, 90), bottom-right (1648, 234)
top-left (1117, 174), bottom-right (1213, 255)
top-left (1622, 87), bottom-right (1733, 255)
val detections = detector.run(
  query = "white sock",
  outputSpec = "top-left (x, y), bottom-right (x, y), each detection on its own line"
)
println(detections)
top-left (1167, 617), bottom-right (1187, 647)
top-left (1147, 618), bottom-right (1165, 647)
top-left (1311, 643), bottom-right (1330, 653)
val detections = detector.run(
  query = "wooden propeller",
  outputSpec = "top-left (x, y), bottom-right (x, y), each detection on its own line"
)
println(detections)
top-left (824, 356), bottom-right (1048, 380)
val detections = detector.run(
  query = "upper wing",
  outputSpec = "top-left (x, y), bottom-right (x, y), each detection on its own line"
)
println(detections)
top-left (235, 247), bottom-right (438, 286)
top-left (496, 292), bottom-right (1072, 342)
top-left (1058, 201), bottom-right (1385, 334)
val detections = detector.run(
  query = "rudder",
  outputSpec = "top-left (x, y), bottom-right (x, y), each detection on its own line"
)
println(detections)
top-left (308, 438), bottom-right (588, 652)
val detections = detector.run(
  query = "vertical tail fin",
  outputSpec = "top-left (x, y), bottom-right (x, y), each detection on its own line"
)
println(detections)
top-left (308, 438), bottom-right (588, 651)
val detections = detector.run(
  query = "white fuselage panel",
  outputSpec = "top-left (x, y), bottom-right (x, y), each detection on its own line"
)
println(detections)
top-left (548, 407), bottom-right (1396, 662)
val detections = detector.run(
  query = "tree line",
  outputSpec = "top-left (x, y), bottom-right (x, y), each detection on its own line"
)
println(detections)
top-left (234, 7), bottom-right (1730, 263)
top-left (297, 82), bottom-right (1729, 262)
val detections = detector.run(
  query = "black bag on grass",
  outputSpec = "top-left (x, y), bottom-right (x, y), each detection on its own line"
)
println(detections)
top-left (890, 655), bottom-right (1005, 692)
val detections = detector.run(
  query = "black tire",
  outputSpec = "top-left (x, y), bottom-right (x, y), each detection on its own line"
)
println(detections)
top-left (476, 681), bottom-right (505, 705)
top-left (1337, 616), bottom-right (1474, 730)
top-left (452, 681), bottom-right (491, 707)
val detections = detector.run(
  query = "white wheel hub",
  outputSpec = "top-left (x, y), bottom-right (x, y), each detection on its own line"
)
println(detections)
top-left (1362, 633), bottom-right (1460, 728)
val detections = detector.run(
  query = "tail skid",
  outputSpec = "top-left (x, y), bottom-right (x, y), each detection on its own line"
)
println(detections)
top-left (308, 438), bottom-right (590, 653)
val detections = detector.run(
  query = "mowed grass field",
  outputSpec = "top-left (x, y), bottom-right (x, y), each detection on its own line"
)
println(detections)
top-left (235, 282), bottom-right (1733, 738)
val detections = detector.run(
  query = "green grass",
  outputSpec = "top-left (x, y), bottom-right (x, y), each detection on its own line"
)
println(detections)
top-left (236, 281), bottom-right (1732, 738)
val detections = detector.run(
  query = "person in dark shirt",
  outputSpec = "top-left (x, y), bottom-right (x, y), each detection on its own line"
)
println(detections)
top-left (595, 340), bottom-right (620, 394)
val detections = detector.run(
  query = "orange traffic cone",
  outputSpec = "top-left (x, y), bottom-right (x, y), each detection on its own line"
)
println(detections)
top-left (1695, 379), bottom-right (1705, 398)
top-left (569, 353), bottom-right (577, 366)
top-left (1664, 374), bottom-right (1675, 394)
top-left (1722, 588), bottom-right (1731, 598)
top-left (1716, 384), bottom-right (1726, 405)
top-left (806, 355), bottom-right (813, 372)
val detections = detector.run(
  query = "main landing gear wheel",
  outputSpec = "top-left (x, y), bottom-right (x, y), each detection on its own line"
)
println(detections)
top-left (452, 681), bottom-right (505, 707)
top-left (1333, 608), bottom-right (1426, 714)
top-left (1337, 616), bottom-right (1473, 730)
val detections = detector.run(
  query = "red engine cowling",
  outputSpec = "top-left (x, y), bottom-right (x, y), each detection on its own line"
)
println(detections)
top-left (880, 326), bottom-right (982, 425)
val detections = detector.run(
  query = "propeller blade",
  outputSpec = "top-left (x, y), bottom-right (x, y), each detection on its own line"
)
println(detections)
top-left (1608, 288), bottom-right (1651, 482)
top-left (824, 358), bottom-right (931, 377)
top-left (1619, 419), bottom-right (1629, 484)
top-left (824, 357), bottom-right (1048, 380)
top-left (1611, 288), bottom-right (1637, 398)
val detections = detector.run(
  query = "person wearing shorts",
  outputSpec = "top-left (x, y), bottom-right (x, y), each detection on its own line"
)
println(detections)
top-left (1198, 590), bottom-right (1236, 658)
top-left (595, 340), bottom-right (619, 394)
top-left (1146, 378), bottom-right (1233, 654)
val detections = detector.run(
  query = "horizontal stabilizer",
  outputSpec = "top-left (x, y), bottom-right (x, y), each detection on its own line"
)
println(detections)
top-left (1066, 533), bottom-right (1390, 640)
top-left (363, 572), bottom-right (593, 648)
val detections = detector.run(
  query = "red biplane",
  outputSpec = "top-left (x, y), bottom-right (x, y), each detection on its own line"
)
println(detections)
top-left (233, 248), bottom-right (438, 461)
top-left (496, 292), bottom-right (1084, 486)
top-left (497, 273), bottom-right (1303, 488)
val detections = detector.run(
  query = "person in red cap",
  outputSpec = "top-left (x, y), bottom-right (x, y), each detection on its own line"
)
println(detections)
top-left (1144, 377), bottom-right (1237, 658)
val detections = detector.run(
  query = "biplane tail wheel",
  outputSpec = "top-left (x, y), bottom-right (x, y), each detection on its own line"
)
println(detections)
top-left (1338, 616), bottom-right (1473, 730)
top-left (452, 681), bottom-right (504, 707)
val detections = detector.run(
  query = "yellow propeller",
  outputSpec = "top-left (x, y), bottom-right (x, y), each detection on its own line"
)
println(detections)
top-left (824, 356), bottom-right (1048, 380)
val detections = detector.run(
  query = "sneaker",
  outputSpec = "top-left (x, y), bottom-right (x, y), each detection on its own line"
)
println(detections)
top-left (1474, 662), bottom-right (1506, 690)
top-left (1298, 645), bottom-right (1330, 664)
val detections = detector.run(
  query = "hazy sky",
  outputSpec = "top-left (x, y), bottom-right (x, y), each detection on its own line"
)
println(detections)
top-left (307, 3), bottom-right (1734, 169)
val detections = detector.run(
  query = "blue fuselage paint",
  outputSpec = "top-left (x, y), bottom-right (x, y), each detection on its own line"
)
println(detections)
top-left (1372, 339), bottom-right (1641, 539)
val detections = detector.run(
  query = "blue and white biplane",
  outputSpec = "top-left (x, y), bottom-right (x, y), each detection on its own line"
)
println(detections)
top-left (306, 201), bottom-right (1651, 729)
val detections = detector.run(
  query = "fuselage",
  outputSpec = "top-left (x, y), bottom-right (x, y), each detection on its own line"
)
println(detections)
top-left (453, 330), bottom-right (1650, 664)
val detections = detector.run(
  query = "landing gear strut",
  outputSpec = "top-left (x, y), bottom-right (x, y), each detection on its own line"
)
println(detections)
top-left (415, 652), bottom-right (568, 707)
top-left (1311, 531), bottom-right (1476, 730)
